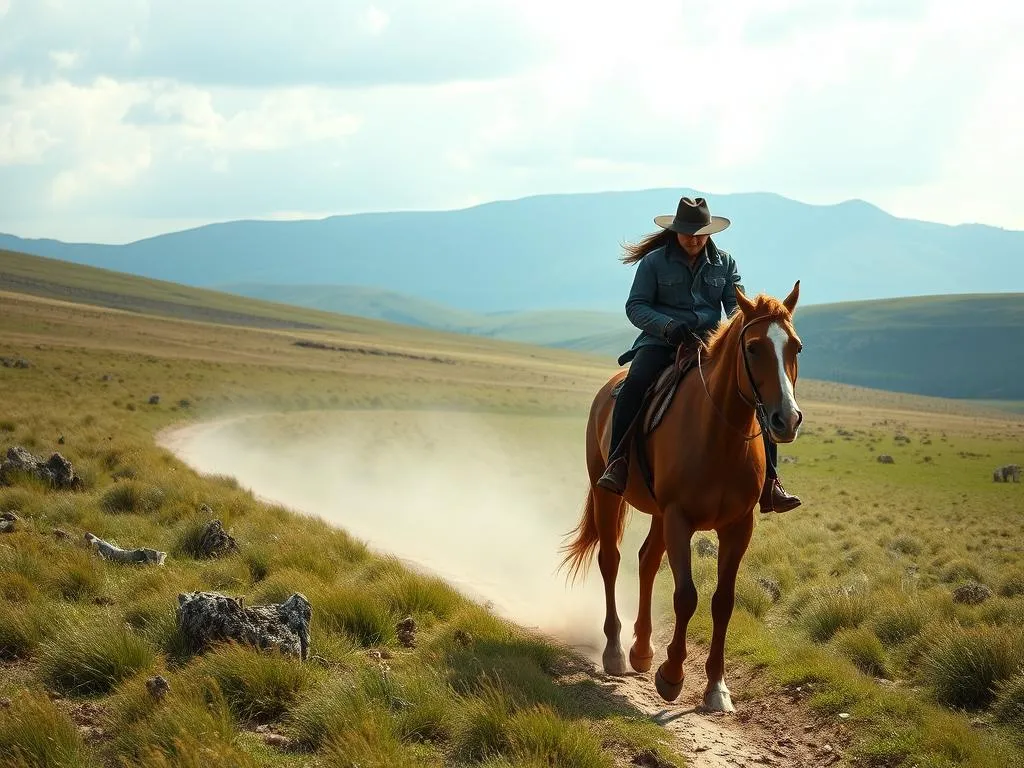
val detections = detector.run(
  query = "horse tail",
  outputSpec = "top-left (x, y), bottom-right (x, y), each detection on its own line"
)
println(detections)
top-left (558, 486), bottom-right (600, 584)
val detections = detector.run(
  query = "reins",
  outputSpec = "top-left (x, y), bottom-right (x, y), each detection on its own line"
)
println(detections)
top-left (695, 314), bottom-right (776, 441)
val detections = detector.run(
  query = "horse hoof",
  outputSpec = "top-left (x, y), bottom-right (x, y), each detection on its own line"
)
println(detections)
top-left (654, 665), bottom-right (684, 702)
top-left (629, 646), bottom-right (654, 673)
top-left (703, 682), bottom-right (735, 713)
top-left (603, 649), bottom-right (629, 676)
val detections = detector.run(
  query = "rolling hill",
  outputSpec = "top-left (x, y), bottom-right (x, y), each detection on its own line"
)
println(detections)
top-left (3, 188), bottom-right (1023, 315)
top-left (3, 247), bottom-right (1023, 401)
top-left (214, 280), bottom-right (1024, 400)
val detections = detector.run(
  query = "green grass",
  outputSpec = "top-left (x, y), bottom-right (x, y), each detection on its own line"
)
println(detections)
top-left (0, 289), bottom-right (683, 767)
top-left (3, 262), bottom-right (1024, 766)
top-left (640, 403), bottom-right (1024, 766)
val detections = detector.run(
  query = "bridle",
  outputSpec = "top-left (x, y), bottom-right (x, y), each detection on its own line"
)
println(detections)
top-left (695, 314), bottom-right (781, 441)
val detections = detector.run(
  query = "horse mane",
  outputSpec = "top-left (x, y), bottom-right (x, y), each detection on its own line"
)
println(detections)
top-left (702, 294), bottom-right (792, 359)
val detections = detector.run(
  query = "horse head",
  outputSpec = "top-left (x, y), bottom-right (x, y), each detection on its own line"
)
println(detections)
top-left (732, 281), bottom-right (803, 443)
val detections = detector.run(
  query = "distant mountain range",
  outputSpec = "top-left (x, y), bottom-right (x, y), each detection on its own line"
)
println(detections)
top-left (2, 188), bottom-right (1022, 315)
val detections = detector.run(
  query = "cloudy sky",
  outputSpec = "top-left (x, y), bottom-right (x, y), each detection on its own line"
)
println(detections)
top-left (1, 0), bottom-right (1021, 243)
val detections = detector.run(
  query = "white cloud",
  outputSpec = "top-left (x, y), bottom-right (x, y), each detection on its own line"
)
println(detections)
top-left (0, 0), bottom-right (1022, 240)
top-left (363, 5), bottom-right (391, 36)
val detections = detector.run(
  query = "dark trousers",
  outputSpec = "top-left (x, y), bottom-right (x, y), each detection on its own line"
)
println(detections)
top-left (608, 343), bottom-right (779, 479)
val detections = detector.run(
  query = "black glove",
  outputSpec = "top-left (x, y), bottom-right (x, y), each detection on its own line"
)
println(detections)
top-left (664, 321), bottom-right (692, 346)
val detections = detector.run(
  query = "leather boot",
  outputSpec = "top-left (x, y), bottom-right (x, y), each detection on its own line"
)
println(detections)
top-left (760, 477), bottom-right (801, 513)
top-left (596, 455), bottom-right (628, 495)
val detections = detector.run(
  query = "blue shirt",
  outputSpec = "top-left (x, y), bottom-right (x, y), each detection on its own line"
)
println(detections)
top-left (619, 237), bottom-right (742, 365)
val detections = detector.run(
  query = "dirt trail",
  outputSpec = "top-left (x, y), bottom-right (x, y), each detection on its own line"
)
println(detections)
top-left (586, 641), bottom-right (850, 767)
top-left (157, 410), bottom-right (850, 768)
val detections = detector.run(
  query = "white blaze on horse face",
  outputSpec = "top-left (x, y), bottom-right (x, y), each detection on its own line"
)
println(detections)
top-left (767, 322), bottom-right (800, 434)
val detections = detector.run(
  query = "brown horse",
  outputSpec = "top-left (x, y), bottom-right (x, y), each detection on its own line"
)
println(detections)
top-left (559, 281), bottom-right (804, 711)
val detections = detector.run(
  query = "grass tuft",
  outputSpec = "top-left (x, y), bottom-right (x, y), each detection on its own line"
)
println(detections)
top-left (800, 587), bottom-right (875, 642)
top-left (37, 612), bottom-right (157, 695)
top-left (832, 626), bottom-right (891, 678)
top-left (191, 642), bottom-right (322, 723)
top-left (0, 689), bottom-right (89, 767)
top-left (993, 673), bottom-right (1024, 728)
top-left (918, 624), bottom-right (1024, 709)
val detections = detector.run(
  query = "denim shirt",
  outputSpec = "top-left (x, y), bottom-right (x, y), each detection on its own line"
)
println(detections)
top-left (618, 237), bottom-right (742, 365)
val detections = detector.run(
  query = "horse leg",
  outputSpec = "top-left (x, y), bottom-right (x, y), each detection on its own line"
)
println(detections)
top-left (630, 513), bottom-right (665, 673)
top-left (654, 507), bottom-right (696, 702)
top-left (595, 487), bottom-right (629, 675)
top-left (703, 513), bottom-right (754, 712)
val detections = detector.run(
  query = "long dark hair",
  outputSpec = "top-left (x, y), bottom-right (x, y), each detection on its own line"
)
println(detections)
top-left (621, 229), bottom-right (674, 265)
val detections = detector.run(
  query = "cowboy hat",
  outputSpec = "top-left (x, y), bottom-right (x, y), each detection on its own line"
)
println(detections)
top-left (654, 196), bottom-right (730, 236)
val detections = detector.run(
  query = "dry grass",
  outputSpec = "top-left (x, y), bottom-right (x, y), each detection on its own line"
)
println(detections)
top-left (0, 292), bottom-right (683, 767)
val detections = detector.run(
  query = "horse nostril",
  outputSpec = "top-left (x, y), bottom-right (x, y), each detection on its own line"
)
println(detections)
top-left (770, 412), bottom-right (786, 433)
top-left (795, 410), bottom-right (804, 427)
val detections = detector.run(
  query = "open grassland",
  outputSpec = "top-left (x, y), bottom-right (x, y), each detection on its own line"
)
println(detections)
top-left (1, 288), bottom-right (1023, 767)
top-left (0, 293), bottom-right (683, 768)
top-left (657, 401), bottom-right (1024, 766)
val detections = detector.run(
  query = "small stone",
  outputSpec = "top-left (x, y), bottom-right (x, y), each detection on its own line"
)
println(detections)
top-left (146, 675), bottom-right (170, 702)
top-left (263, 733), bottom-right (292, 750)
top-left (396, 616), bottom-right (417, 647)
top-left (838, 713), bottom-right (850, 720)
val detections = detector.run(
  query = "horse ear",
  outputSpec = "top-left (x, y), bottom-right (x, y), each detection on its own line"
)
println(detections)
top-left (783, 280), bottom-right (800, 313)
top-left (735, 284), bottom-right (756, 317)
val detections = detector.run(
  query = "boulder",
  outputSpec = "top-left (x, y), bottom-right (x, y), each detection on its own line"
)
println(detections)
top-left (0, 446), bottom-right (83, 489)
top-left (176, 591), bottom-right (312, 660)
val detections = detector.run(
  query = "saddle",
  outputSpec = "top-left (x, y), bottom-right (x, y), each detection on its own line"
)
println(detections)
top-left (610, 341), bottom-right (702, 500)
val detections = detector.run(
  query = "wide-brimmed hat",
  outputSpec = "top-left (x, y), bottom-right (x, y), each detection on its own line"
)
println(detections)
top-left (654, 196), bottom-right (730, 236)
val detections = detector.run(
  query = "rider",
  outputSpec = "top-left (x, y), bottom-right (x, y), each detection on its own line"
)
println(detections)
top-left (595, 195), bottom-right (802, 514)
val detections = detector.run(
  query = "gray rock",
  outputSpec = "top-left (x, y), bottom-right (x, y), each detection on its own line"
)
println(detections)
top-left (197, 519), bottom-right (238, 558)
top-left (757, 576), bottom-right (782, 602)
top-left (0, 446), bottom-right (83, 489)
top-left (694, 536), bottom-right (718, 558)
top-left (146, 675), bottom-right (170, 702)
top-left (176, 591), bottom-right (312, 660)
top-left (952, 581), bottom-right (992, 605)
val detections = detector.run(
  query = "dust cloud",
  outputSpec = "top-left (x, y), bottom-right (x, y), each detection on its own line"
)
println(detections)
top-left (158, 408), bottom-right (645, 662)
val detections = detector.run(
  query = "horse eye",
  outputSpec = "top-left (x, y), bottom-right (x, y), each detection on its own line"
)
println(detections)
top-left (746, 342), bottom-right (757, 355)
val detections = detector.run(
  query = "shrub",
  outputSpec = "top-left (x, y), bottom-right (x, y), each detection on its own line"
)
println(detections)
top-left (889, 533), bottom-right (924, 557)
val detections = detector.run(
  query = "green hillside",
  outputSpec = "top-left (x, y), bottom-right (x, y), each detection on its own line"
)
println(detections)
top-left (215, 281), bottom-right (1024, 401)
top-left (4, 247), bottom-right (1023, 401)
top-left (0, 248), bottom-right (564, 358)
